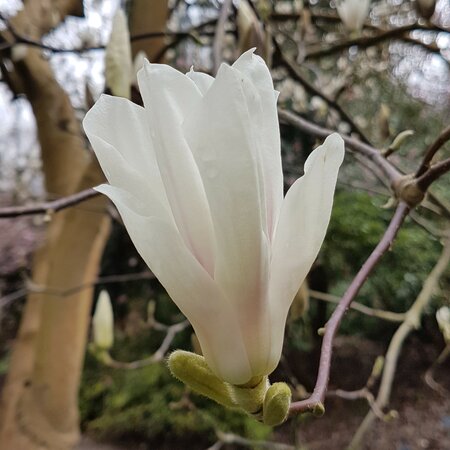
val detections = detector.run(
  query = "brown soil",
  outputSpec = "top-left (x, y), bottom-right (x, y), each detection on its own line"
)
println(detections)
top-left (276, 336), bottom-right (450, 450)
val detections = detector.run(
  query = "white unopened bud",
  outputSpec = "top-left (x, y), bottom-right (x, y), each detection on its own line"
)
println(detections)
top-left (105, 9), bottom-right (132, 99)
top-left (93, 290), bottom-right (114, 350)
top-left (336, 0), bottom-right (371, 32)
top-left (436, 307), bottom-right (450, 343)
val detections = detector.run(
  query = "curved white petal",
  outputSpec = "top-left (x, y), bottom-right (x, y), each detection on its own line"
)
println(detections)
top-left (232, 49), bottom-right (283, 240)
top-left (268, 133), bottom-right (344, 367)
top-left (186, 68), bottom-right (214, 95)
top-left (83, 94), bottom-right (169, 208)
top-left (137, 62), bottom-right (215, 275)
top-left (183, 62), bottom-right (271, 377)
top-left (97, 184), bottom-right (253, 385)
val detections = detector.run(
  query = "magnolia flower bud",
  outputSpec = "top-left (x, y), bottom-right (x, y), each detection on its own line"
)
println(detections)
top-left (436, 306), bottom-right (450, 343)
top-left (92, 290), bottom-right (114, 350)
top-left (83, 49), bottom-right (344, 385)
top-left (336, 0), bottom-right (371, 32)
top-left (105, 9), bottom-right (132, 99)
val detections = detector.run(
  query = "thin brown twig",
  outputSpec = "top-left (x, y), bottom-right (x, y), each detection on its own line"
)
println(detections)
top-left (100, 320), bottom-right (189, 370)
top-left (309, 290), bottom-right (406, 322)
top-left (424, 344), bottom-right (450, 396)
top-left (0, 13), bottom-right (216, 54)
top-left (289, 202), bottom-right (410, 416)
top-left (0, 271), bottom-right (155, 310)
top-left (416, 157), bottom-right (450, 192)
top-left (327, 388), bottom-right (386, 420)
top-left (416, 124), bottom-right (450, 177)
top-left (304, 23), bottom-right (448, 64)
top-left (212, 431), bottom-right (295, 450)
top-left (348, 239), bottom-right (450, 450)
top-left (0, 188), bottom-right (99, 218)
top-left (280, 110), bottom-right (450, 214)
top-left (273, 42), bottom-right (372, 144)
top-left (278, 109), bottom-right (402, 186)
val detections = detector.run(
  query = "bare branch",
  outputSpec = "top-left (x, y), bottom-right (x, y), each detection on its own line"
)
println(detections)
top-left (309, 290), bottom-right (407, 322)
top-left (99, 320), bottom-right (190, 370)
top-left (305, 23), bottom-right (448, 65)
top-left (416, 157), bottom-right (450, 192)
top-left (212, 430), bottom-right (296, 450)
top-left (416, 124), bottom-right (450, 177)
top-left (0, 13), bottom-right (215, 54)
top-left (278, 109), bottom-right (402, 186)
top-left (348, 239), bottom-right (450, 450)
top-left (289, 202), bottom-right (410, 416)
top-left (424, 344), bottom-right (450, 396)
top-left (0, 188), bottom-right (99, 218)
top-left (0, 271), bottom-right (155, 310)
top-left (273, 42), bottom-right (372, 144)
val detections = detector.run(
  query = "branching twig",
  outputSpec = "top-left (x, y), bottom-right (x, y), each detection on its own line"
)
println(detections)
top-left (424, 344), bottom-right (450, 396)
top-left (274, 42), bottom-right (372, 144)
top-left (0, 271), bottom-right (155, 310)
top-left (309, 290), bottom-right (406, 322)
top-left (0, 188), bottom-right (99, 218)
top-left (100, 320), bottom-right (189, 370)
top-left (328, 388), bottom-right (386, 420)
top-left (0, 13), bottom-right (215, 54)
top-left (348, 239), bottom-right (450, 450)
top-left (278, 109), bottom-right (402, 186)
top-left (289, 202), bottom-right (410, 416)
top-left (210, 430), bottom-right (296, 450)
top-left (304, 23), bottom-right (448, 64)
top-left (416, 157), bottom-right (450, 192)
top-left (416, 124), bottom-right (450, 177)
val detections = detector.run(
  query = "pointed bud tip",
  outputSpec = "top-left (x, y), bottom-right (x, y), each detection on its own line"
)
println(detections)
top-left (92, 290), bottom-right (114, 350)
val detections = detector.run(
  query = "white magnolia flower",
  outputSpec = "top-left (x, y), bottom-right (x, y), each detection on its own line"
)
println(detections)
top-left (83, 49), bottom-right (344, 385)
top-left (93, 290), bottom-right (114, 350)
top-left (336, 0), bottom-right (371, 31)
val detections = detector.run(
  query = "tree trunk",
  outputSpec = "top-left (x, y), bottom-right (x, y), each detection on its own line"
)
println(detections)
top-left (0, 1), bottom-right (169, 449)
top-left (0, 2), bottom-right (110, 449)
top-left (129, 0), bottom-right (168, 60)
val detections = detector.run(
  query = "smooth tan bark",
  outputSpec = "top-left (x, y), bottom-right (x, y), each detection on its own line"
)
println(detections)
top-left (0, 1), bottom-right (169, 448)
top-left (0, 1), bottom-right (109, 449)
top-left (129, 0), bottom-right (168, 60)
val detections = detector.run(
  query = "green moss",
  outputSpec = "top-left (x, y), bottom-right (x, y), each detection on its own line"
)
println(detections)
top-left (80, 351), bottom-right (271, 447)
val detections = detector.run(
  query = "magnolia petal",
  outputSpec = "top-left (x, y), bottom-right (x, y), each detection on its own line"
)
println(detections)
top-left (183, 62), bottom-right (271, 377)
top-left (270, 133), bottom-right (344, 308)
top-left (232, 49), bottom-right (283, 239)
top-left (186, 69), bottom-right (214, 95)
top-left (137, 62), bottom-right (215, 275)
top-left (268, 133), bottom-right (344, 366)
top-left (83, 95), bottom-right (168, 208)
top-left (96, 184), bottom-right (253, 385)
